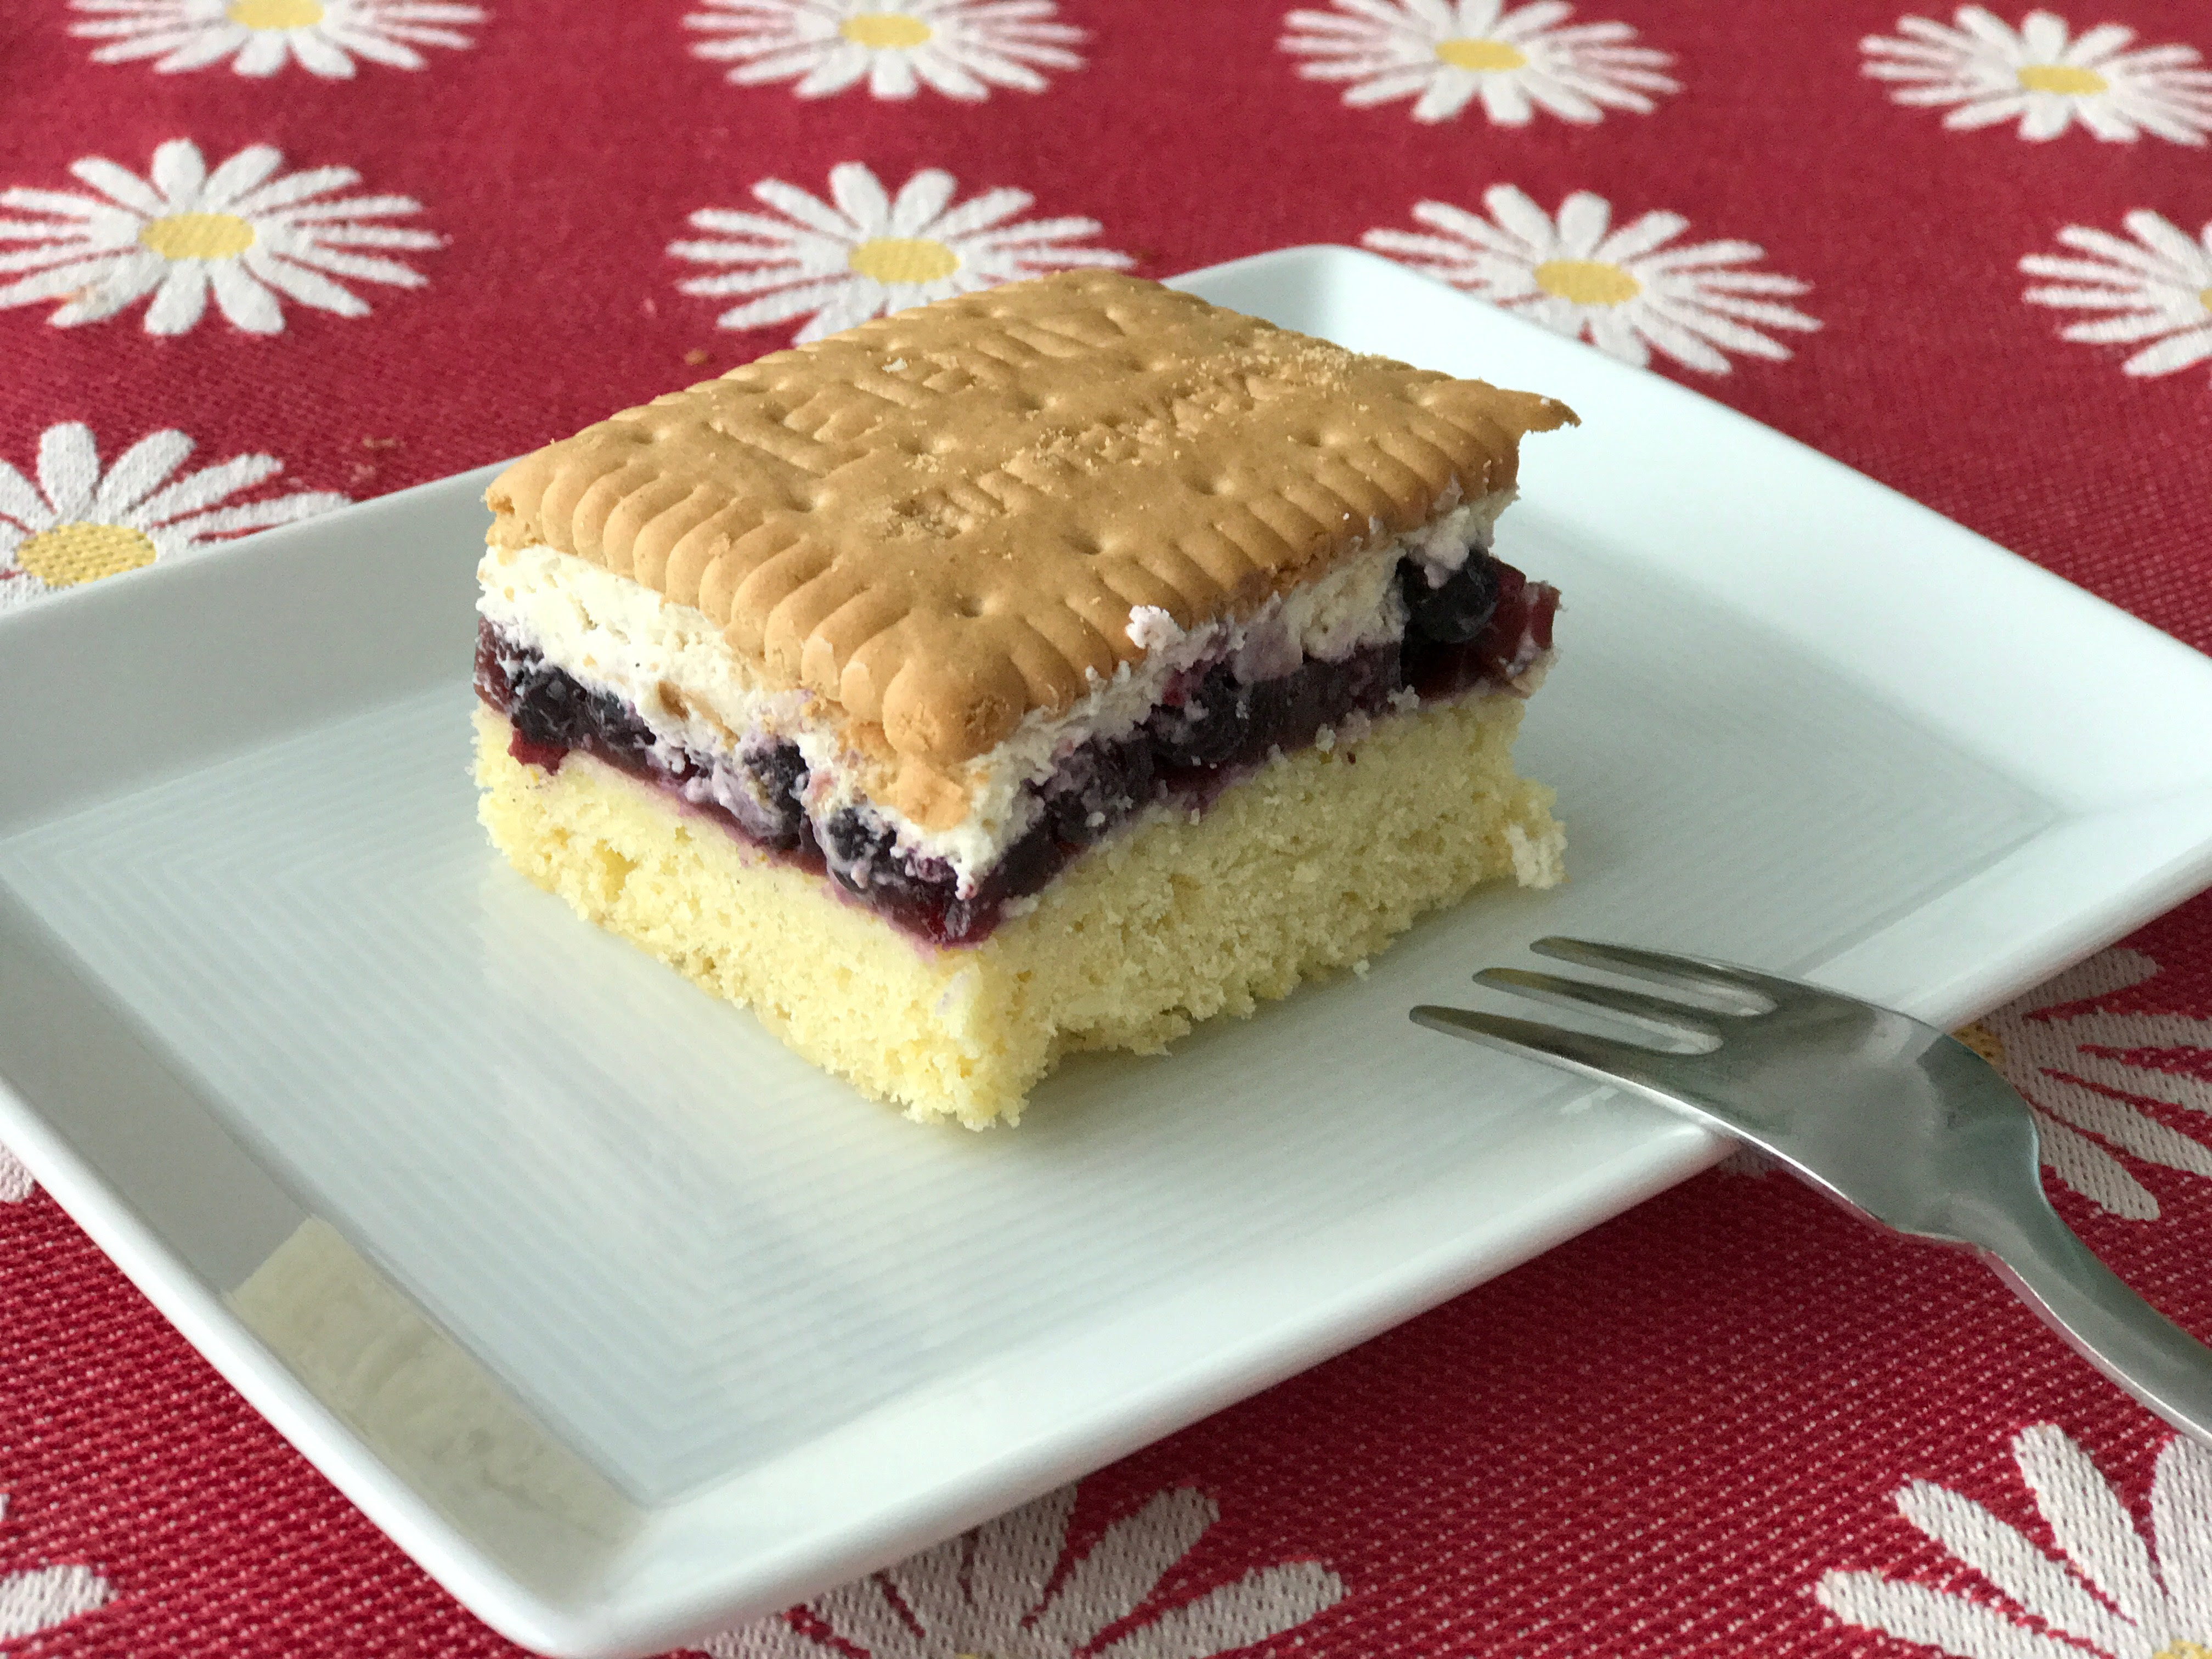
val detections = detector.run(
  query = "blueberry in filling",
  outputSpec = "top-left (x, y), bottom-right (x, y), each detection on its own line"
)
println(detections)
top-left (1400, 554), bottom-right (1500, 643)
top-left (740, 743), bottom-right (810, 851)
top-left (823, 806), bottom-right (951, 902)
top-left (1042, 736), bottom-right (1156, 849)
top-left (1402, 562), bottom-right (1549, 701)
top-left (1244, 647), bottom-right (1401, 756)
top-left (475, 543), bottom-right (1556, 946)
top-left (1148, 662), bottom-right (1246, 769)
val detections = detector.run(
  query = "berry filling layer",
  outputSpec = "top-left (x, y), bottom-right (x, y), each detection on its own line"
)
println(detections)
top-left (475, 548), bottom-right (1557, 947)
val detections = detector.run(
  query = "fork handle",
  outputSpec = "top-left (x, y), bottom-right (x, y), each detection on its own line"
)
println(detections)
top-left (1973, 1198), bottom-right (2212, 1450)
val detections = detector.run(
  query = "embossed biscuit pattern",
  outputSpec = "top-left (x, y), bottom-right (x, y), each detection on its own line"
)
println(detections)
top-left (488, 271), bottom-right (1573, 766)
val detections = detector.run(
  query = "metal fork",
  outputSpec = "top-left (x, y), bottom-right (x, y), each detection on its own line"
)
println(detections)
top-left (1412, 936), bottom-right (2212, 1449)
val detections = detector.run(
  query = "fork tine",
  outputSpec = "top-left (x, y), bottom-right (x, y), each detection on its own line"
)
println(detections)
top-left (1528, 938), bottom-right (1804, 1011)
top-left (1474, 967), bottom-right (1724, 1045)
top-left (1410, 1004), bottom-right (1681, 1090)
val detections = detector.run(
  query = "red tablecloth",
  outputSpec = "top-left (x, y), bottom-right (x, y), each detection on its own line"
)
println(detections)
top-left (6, 0), bottom-right (2212, 1652)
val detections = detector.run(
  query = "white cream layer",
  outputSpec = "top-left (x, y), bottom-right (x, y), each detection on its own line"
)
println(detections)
top-left (476, 488), bottom-right (1511, 891)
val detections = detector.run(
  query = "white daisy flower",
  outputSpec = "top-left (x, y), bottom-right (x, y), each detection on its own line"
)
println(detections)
top-left (686, 0), bottom-right (1081, 100)
top-left (670, 161), bottom-right (1131, 343)
top-left (0, 1144), bottom-right (30, 1202)
top-left (703, 1483), bottom-right (1345, 1658)
top-left (1953, 949), bottom-right (2212, 1220)
top-left (70, 0), bottom-right (482, 78)
top-left (0, 422), bottom-right (346, 613)
top-left (2021, 210), bottom-right (2212, 381)
top-left (1281, 0), bottom-right (1676, 126)
top-left (0, 138), bottom-right (436, 336)
top-left (1818, 1424), bottom-right (2212, 1659)
top-left (0, 1494), bottom-right (112, 1642)
top-left (1863, 7), bottom-right (2212, 144)
top-left (1363, 185), bottom-right (1819, 375)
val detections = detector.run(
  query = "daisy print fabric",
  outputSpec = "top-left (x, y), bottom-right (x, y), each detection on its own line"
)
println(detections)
top-left (70, 0), bottom-right (483, 78)
top-left (0, 139), bottom-right (435, 335)
top-left (670, 162), bottom-right (1129, 342)
top-left (0, 1146), bottom-right (31, 1204)
top-left (1862, 7), bottom-right (2212, 145)
top-left (0, 1494), bottom-right (111, 1644)
top-left (1818, 1425), bottom-right (2212, 1658)
top-left (1280, 0), bottom-right (1676, 126)
top-left (685, 0), bottom-right (1082, 99)
top-left (0, 422), bottom-right (345, 612)
top-left (1953, 949), bottom-right (2212, 1220)
top-left (1364, 186), bottom-right (1819, 374)
top-left (2023, 211), bottom-right (2212, 381)
top-left (704, 1482), bottom-right (1344, 1658)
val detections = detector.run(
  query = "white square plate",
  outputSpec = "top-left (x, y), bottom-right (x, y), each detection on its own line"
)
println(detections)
top-left (5, 247), bottom-right (2212, 1658)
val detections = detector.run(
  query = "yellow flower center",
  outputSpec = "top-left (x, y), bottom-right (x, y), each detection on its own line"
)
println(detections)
top-left (227, 0), bottom-right (325, 29)
top-left (1953, 1021), bottom-right (2006, 1067)
top-left (1434, 35), bottom-right (1528, 71)
top-left (2016, 63), bottom-right (2108, 95)
top-left (840, 11), bottom-right (933, 48)
top-left (138, 212), bottom-right (256, 261)
top-left (848, 236), bottom-right (961, 284)
top-left (2199, 286), bottom-right (2212, 313)
top-left (2152, 1643), bottom-right (2212, 1659)
top-left (1533, 257), bottom-right (1641, 306)
top-left (14, 522), bottom-right (158, 589)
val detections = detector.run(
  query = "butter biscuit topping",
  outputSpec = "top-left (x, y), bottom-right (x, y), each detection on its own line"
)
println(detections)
top-left (486, 270), bottom-right (1574, 768)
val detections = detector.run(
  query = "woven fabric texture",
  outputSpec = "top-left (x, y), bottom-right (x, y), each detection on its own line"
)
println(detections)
top-left (4, 0), bottom-right (2212, 1653)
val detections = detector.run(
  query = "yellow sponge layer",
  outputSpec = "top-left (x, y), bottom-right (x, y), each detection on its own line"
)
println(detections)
top-left (473, 699), bottom-right (1562, 1127)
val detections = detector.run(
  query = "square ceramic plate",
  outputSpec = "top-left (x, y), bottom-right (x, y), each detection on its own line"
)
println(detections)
top-left (5, 247), bottom-right (2212, 1658)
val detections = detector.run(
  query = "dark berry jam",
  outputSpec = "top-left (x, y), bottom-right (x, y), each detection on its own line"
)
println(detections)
top-left (475, 545), bottom-right (1556, 946)
top-left (475, 624), bottom-right (831, 877)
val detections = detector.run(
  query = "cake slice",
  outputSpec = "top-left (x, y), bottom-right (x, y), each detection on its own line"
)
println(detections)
top-left (473, 270), bottom-right (1574, 1126)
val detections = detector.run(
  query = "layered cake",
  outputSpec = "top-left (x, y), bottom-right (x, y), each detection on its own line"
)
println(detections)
top-left (474, 270), bottom-right (1573, 1126)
